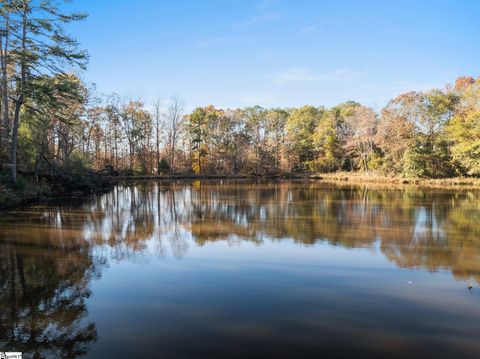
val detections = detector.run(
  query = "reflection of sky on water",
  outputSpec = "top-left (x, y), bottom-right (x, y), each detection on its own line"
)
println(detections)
top-left (413, 206), bottom-right (446, 244)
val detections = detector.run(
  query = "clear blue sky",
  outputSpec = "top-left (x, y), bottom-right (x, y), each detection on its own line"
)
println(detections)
top-left (68, 0), bottom-right (480, 110)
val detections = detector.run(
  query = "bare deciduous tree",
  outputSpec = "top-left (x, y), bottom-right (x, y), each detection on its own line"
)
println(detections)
top-left (163, 96), bottom-right (184, 173)
top-left (343, 105), bottom-right (377, 172)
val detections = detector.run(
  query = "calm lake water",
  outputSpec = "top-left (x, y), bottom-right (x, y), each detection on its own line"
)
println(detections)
top-left (1, 181), bottom-right (480, 359)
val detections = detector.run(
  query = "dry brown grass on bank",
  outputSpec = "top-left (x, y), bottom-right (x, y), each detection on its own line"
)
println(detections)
top-left (311, 172), bottom-right (480, 189)
top-left (110, 172), bottom-right (480, 190)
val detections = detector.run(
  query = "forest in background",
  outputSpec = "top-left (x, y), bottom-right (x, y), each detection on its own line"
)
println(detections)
top-left (1, 1), bottom-right (480, 207)
top-left (55, 77), bottom-right (478, 179)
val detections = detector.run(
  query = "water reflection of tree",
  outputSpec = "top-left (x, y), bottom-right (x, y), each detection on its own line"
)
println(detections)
top-left (94, 181), bottom-right (478, 285)
top-left (2, 181), bottom-right (480, 358)
top-left (0, 181), bottom-right (194, 358)
top-left (34, 182), bottom-right (480, 283)
top-left (0, 210), bottom-right (101, 358)
top-left (180, 182), bottom-right (480, 284)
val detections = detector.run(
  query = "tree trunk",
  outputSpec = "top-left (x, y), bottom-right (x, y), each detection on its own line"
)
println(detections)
top-left (10, 99), bottom-right (21, 184)
top-left (198, 152), bottom-right (201, 174)
top-left (171, 137), bottom-right (175, 173)
top-left (155, 107), bottom-right (160, 175)
top-left (34, 153), bottom-right (42, 180)
top-left (10, 3), bottom-right (27, 184)
top-left (0, 4), bottom-right (10, 149)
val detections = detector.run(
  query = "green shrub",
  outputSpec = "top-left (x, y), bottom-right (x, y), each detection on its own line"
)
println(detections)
top-left (402, 147), bottom-right (426, 177)
top-left (62, 151), bottom-right (91, 177)
top-left (0, 169), bottom-right (26, 191)
top-left (0, 183), bottom-right (15, 206)
top-left (0, 168), bottom-right (9, 185)
top-left (158, 158), bottom-right (170, 174)
top-left (14, 175), bottom-right (27, 191)
top-left (368, 152), bottom-right (383, 171)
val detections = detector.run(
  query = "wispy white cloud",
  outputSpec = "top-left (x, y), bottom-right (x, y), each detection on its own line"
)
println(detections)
top-left (194, 37), bottom-right (226, 48)
top-left (235, 11), bottom-right (282, 27)
top-left (299, 26), bottom-right (317, 34)
top-left (271, 67), bottom-right (368, 85)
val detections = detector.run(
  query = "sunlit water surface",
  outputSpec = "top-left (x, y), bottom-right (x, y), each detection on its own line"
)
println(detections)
top-left (1, 181), bottom-right (480, 358)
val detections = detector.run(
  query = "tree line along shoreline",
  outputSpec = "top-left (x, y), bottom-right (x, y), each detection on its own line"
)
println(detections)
top-left (1, 1), bottom-right (480, 209)
top-left (4, 173), bottom-right (480, 211)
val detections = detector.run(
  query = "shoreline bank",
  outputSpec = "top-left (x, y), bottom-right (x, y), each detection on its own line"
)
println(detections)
top-left (109, 172), bottom-right (480, 188)
top-left (0, 174), bottom-right (113, 211)
top-left (310, 172), bottom-right (480, 189)
top-left (3, 172), bottom-right (480, 211)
